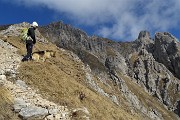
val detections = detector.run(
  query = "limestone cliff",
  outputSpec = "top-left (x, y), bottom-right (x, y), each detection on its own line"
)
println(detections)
top-left (40, 22), bottom-right (180, 119)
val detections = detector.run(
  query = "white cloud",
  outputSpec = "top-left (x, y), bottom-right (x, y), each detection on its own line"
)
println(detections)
top-left (8, 0), bottom-right (180, 40)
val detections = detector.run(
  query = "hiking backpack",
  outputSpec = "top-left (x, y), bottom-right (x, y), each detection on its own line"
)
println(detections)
top-left (20, 28), bottom-right (30, 42)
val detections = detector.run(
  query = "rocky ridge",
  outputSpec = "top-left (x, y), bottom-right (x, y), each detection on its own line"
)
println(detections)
top-left (130, 31), bottom-right (180, 113)
top-left (40, 22), bottom-right (180, 119)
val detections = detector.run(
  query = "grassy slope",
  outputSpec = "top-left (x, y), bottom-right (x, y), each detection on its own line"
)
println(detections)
top-left (0, 35), bottom-right (144, 120)
top-left (0, 86), bottom-right (20, 120)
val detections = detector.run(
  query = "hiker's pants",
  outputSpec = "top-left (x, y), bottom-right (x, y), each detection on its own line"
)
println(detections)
top-left (26, 42), bottom-right (33, 59)
top-left (22, 41), bottom-right (33, 61)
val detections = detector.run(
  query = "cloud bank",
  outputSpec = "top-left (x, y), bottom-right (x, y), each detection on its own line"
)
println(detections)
top-left (8, 0), bottom-right (180, 40)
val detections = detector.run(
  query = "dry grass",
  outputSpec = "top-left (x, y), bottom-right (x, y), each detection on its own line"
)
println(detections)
top-left (0, 86), bottom-right (20, 120)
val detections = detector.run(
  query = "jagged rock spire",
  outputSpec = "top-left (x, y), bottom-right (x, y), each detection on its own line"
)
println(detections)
top-left (153, 32), bottom-right (180, 79)
top-left (138, 30), bottom-right (151, 40)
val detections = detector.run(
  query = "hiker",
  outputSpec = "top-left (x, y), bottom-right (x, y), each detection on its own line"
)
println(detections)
top-left (22, 22), bottom-right (38, 62)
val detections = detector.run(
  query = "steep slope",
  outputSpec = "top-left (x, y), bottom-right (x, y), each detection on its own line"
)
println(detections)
top-left (39, 21), bottom-right (180, 119)
top-left (0, 23), bottom-right (152, 120)
top-left (0, 35), bottom-right (71, 119)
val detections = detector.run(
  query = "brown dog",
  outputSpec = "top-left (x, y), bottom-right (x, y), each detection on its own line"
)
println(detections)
top-left (32, 50), bottom-right (56, 62)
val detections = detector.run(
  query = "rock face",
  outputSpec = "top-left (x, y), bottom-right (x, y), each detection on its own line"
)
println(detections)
top-left (39, 22), bottom-right (126, 73)
top-left (153, 32), bottom-right (180, 79)
top-left (130, 32), bottom-right (180, 117)
top-left (40, 22), bottom-right (180, 119)
top-left (132, 47), bottom-right (180, 106)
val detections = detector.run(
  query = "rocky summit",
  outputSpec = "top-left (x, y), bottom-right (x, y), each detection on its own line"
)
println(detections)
top-left (0, 22), bottom-right (180, 120)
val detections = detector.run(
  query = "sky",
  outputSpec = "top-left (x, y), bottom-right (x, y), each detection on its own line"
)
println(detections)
top-left (0, 0), bottom-right (180, 41)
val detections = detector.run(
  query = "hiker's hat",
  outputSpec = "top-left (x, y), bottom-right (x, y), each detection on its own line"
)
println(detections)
top-left (32, 22), bottom-right (38, 28)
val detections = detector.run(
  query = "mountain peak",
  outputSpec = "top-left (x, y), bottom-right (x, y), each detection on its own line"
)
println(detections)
top-left (138, 30), bottom-right (151, 40)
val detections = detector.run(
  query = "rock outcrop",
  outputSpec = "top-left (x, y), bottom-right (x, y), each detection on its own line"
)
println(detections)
top-left (138, 30), bottom-right (151, 40)
top-left (130, 32), bottom-right (180, 117)
top-left (153, 32), bottom-right (180, 79)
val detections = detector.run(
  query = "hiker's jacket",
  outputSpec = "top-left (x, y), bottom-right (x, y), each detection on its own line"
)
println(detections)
top-left (27, 27), bottom-right (36, 44)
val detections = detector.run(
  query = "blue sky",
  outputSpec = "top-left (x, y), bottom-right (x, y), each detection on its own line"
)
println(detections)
top-left (0, 0), bottom-right (180, 41)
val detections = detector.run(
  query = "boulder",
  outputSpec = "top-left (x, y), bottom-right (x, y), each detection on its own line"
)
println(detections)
top-left (13, 98), bottom-right (30, 112)
top-left (16, 80), bottom-right (28, 90)
top-left (19, 106), bottom-right (48, 119)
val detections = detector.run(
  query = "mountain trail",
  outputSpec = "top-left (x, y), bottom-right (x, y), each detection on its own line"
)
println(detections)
top-left (0, 39), bottom-right (72, 120)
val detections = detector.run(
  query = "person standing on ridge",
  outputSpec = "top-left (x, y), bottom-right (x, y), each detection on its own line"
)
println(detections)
top-left (22, 22), bottom-right (38, 62)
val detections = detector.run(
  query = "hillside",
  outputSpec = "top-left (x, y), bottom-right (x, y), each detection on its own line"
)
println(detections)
top-left (0, 22), bottom-right (179, 120)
